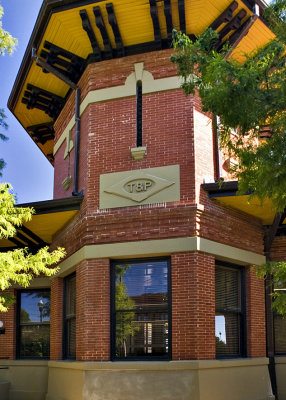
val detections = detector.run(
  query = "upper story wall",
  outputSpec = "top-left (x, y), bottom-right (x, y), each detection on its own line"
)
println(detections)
top-left (53, 49), bottom-right (199, 205)
top-left (51, 49), bottom-right (264, 257)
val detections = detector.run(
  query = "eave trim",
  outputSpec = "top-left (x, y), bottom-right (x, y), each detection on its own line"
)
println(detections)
top-left (16, 195), bottom-right (83, 215)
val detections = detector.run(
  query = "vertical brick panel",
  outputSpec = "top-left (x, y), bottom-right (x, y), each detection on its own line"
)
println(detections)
top-left (0, 289), bottom-right (16, 360)
top-left (50, 277), bottom-right (64, 360)
top-left (245, 267), bottom-right (266, 357)
top-left (172, 252), bottom-right (215, 360)
top-left (76, 259), bottom-right (110, 361)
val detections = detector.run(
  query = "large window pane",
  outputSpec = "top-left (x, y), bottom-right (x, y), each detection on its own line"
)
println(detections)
top-left (215, 265), bottom-right (244, 358)
top-left (20, 325), bottom-right (50, 359)
top-left (274, 315), bottom-right (286, 354)
top-left (116, 311), bottom-right (168, 358)
top-left (112, 259), bottom-right (170, 360)
top-left (18, 290), bottom-right (50, 359)
top-left (274, 284), bottom-right (286, 354)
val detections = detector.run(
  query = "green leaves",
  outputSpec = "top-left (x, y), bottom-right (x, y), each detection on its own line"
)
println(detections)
top-left (0, 246), bottom-right (65, 312)
top-left (0, 8), bottom-right (65, 312)
top-left (0, 184), bottom-right (66, 311)
top-left (0, 6), bottom-right (17, 56)
top-left (256, 261), bottom-right (286, 315)
top-left (0, 184), bottom-right (34, 239)
top-left (171, 2), bottom-right (286, 211)
top-left (171, 0), bottom-right (286, 314)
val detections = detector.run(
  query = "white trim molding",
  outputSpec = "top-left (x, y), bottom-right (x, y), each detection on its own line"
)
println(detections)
top-left (57, 236), bottom-right (266, 276)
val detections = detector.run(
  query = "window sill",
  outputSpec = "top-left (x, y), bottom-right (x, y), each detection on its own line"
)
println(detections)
top-left (131, 146), bottom-right (147, 160)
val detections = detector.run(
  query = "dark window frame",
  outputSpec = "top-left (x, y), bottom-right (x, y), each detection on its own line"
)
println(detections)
top-left (215, 260), bottom-right (246, 359)
top-left (110, 257), bottom-right (171, 361)
top-left (63, 272), bottom-right (76, 360)
top-left (16, 288), bottom-right (51, 360)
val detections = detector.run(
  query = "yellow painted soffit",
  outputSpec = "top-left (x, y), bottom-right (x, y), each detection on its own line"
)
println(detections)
top-left (0, 210), bottom-right (78, 248)
top-left (14, 0), bottom-right (275, 145)
top-left (230, 18), bottom-right (276, 61)
top-left (24, 210), bottom-right (78, 243)
top-left (213, 195), bottom-right (277, 225)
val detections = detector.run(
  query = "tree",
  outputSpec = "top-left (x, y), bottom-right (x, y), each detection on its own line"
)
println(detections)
top-left (0, 6), bottom-right (17, 56)
top-left (171, 0), bottom-right (286, 211)
top-left (0, 9), bottom-right (65, 312)
top-left (171, 0), bottom-right (286, 313)
top-left (0, 184), bottom-right (65, 312)
top-left (115, 264), bottom-right (139, 357)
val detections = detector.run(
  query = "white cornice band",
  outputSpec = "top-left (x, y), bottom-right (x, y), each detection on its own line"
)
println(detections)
top-left (57, 236), bottom-right (266, 277)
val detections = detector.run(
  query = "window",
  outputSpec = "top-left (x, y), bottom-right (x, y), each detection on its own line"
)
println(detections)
top-left (273, 283), bottom-right (286, 354)
top-left (17, 289), bottom-right (50, 359)
top-left (63, 273), bottom-right (76, 359)
top-left (274, 315), bottom-right (286, 354)
top-left (136, 80), bottom-right (143, 147)
top-left (111, 258), bottom-right (170, 360)
top-left (215, 263), bottom-right (245, 358)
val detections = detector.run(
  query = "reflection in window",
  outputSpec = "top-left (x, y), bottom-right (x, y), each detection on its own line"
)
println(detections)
top-left (112, 259), bottom-right (170, 360)
top-left (274, 315), bottom-right (286, 354)
top-left (215, 265), bottom-right (245, 357)
top-left (274, 283), bottom-right (286, 354)
top-left (64, 274), bottom-right (76, 359)
top-left (17, 290), bottom-right (50, 359)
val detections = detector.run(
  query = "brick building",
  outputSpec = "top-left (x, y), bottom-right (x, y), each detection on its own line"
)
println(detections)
top-left (0, 0), bottom-right (285, 399)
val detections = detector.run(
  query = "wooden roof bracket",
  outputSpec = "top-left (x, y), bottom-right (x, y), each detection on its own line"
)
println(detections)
top-left (149, 0), bottom-right (162, 49)
top-left (210, 1), bottom-right (238, 31)
top-left (217, 9), bottom-right (247, 44)
top-left (106, 3), bottom-right (124, 58)
top-left (31, 49), bottom-right (83, 197)
top-left (93, 6), bottom-right (113, 59)
top-left (79, 9), bottom-right (102, 62)
top-left (40, 41), bottom-right (86, 84)
top-left (178, 0), bottom-right (186, 33)
top-left (164, 0), bottom-right (173, 44)
top-left (223, 14), bottom-right (258, 56)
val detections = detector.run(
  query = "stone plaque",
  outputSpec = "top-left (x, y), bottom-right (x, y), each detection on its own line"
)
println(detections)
top-left (100, 165), bottom-right (180, 209)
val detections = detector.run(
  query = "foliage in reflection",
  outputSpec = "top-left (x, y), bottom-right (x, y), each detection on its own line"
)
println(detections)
top-left (115, 264), bottom-right (139, 357)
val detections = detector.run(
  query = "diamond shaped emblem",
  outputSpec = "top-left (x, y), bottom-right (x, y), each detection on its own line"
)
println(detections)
top-left (104, 171), bottom-right (175, 203)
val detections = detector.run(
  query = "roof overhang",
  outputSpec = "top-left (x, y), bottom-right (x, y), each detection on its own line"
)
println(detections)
top-left (0, 195), bottom-right (83, 251)
top-left (202, 181), bottom-right (286, 228)
top-left (8, 0), bottom-right (275, 163)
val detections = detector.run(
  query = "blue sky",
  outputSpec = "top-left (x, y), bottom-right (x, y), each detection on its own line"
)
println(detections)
top-left (0, 0), bottom-right (53, 204)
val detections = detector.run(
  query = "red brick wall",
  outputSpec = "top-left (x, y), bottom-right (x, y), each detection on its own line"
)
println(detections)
top-left (270, 236), bottom-right (286, 261)
top-left (245, 267), bottom-right (266, 357)
top-left (50, 277), bottom-right (64, 360)
top-left (0, 290), bottom-right (16, 360)
top-left (76, 259), bottom-right (110, 361)
top-left (172, 252), bottom-right (216, 360)
top-left (49, 48), bottom-right (267, 363)
top-left (52, 46), bottom-right (264, 257)
top-left (198, 197), bottom-right (264, 255)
